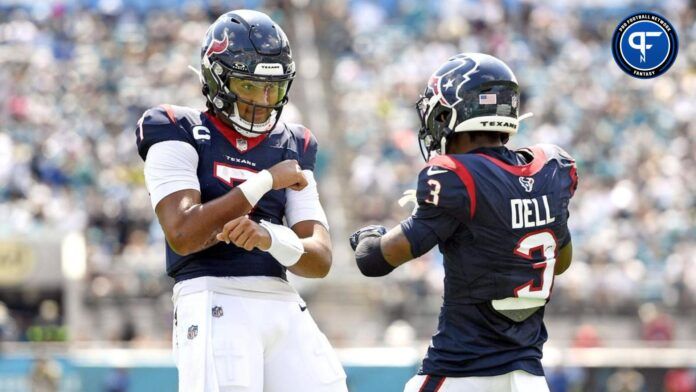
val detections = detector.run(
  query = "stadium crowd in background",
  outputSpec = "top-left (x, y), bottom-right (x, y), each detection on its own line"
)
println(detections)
top-left (0, 0), bottom-right (693, 354)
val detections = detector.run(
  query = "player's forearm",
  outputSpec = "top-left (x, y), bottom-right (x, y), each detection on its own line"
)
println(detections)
top-left (350, 225), bottom-right (413, 277)
top-left (288, 237), bottom-right (332, 278)
top-left (165, 189), bottom-right (253, 255)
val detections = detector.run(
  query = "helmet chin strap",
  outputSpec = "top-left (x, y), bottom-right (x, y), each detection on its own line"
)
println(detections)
top-left (224, 102), bottom-right (275, 138)
top-left (439, 136), bottom-right (448, 155)
top-left (438, 110), bottom-right (458, 154)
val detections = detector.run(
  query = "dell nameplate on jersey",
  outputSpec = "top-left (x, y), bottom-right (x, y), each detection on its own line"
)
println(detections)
top-left (510, 195), bottom-right (555, 229)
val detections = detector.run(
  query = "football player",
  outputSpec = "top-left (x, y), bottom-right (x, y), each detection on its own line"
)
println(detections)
top-left (135, 10), bottom-right (347, 392)
top-left (350, 53), bottom-right (578, 392)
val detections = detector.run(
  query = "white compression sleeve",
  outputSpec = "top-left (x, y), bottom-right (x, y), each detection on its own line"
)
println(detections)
top-left (237, 170), bottom-right (273, 207)
top-left (259, 220), bottom-right (304, 267)
top-left (144, 141), bottom-right (200, 209)
top-left (284, 170), bottom-right (329, 229)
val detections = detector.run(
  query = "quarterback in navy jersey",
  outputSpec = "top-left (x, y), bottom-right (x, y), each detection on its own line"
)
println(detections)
top-left (135, 10), bottom-right (347, 392)
top-left (350, 53), bottom-right (578, 392)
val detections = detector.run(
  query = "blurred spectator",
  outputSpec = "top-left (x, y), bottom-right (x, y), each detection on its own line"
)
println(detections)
top-left (103, 367), bottom-right (130, 392)
top-left (638, 303), bottom-right (674, 344)
top-left (28, 357), bottom-right (61, 392)
top-left (0, 301), bottom-right (19, 342)
top-left (664, 369), bottom-right (696, 392)
top-left (606, 368), bottom-right (646, 392)
top-left (26, 300), bottom-right (66, 342)
top-left (572, 324), bottom-right (602, 348)
top-left (547, 366), bottom-right (587, 392)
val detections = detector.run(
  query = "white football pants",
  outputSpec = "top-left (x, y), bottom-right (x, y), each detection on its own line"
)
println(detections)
top-left (403, 370), bottom-right (549, 392)
top-left (173, 290), bottom-right (347, 392)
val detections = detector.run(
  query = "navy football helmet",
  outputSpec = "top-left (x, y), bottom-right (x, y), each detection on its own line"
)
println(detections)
top-left (200, 10), bottom-right (295, 137)
top-left (416, 53), bottom-right (528, 160)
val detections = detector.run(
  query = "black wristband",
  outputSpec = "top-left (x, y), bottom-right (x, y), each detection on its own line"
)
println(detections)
top-left (355, 236), bottom-right (396, 277)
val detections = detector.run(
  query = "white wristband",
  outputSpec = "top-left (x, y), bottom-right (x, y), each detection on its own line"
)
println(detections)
top-left (259, 220), bottom-right (304, 267)
top-left (237, 170), bottom-right (273, 207)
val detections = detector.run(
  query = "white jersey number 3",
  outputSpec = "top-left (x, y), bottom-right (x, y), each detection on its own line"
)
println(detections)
top-left (513, 230), bottom-right (557, 299)
top-left (492, 230), bottom-right (557, 311)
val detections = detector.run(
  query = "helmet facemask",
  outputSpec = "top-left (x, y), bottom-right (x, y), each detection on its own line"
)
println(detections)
top-left (203, 60), bottom-right (293, 137)
top-left (416, 94), bottom-right (455, 161)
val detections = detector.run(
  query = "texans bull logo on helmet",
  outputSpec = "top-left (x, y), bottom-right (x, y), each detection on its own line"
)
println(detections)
top-left (205, 28), bottom-right (230, 58)
top-left (427, 55), bottom-right (479, 109)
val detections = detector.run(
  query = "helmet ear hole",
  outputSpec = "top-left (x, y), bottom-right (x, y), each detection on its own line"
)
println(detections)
top-left (435, 111), bottom-right (449, 123)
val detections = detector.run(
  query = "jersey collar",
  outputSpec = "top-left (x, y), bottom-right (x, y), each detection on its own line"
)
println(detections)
top-left (204, 112), bottom-right (268, 153)
top-left (472, 146), bottom-right (547, 176)
top-left (468, 146), bottom-right (518, 163)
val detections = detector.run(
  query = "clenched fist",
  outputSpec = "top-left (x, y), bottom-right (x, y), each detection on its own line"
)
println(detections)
top-left (268, 160), bottom-right (308, 191)
top-left (217, 215), bottom-right (271, 251)
top-left (349, 225), bottom-right (387, 251)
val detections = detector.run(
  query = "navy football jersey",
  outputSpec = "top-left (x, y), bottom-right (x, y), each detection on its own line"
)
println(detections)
top-left (400, 145), bottom-right (578, 377)
top-left (135, 104), bottom-right (318, 282)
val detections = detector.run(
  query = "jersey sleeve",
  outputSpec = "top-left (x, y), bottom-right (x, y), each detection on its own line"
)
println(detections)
top-left (535, 144), bottom-right (578, 246)
top-left (400, 165), bottom-right (471, 257)
top-left (536, 143), bottom-right (578, 198)
top-left (135, 105), bottom-right (197, 161)
top-left (296, 126), bottom-right (318, 171)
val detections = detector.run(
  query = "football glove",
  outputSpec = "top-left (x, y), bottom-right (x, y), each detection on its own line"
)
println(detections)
top-left (349, 225), bottom-right (387, 251)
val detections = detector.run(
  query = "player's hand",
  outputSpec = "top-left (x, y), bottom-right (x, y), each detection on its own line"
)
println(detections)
top-left (349, 225), bottom-right (387, 251)
top-left (268, 160), bottom-right (308, 191)
top-left (217, 215), bottom-right (272, 251)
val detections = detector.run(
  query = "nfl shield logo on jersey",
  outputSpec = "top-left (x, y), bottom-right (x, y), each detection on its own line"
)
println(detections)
top-left (519, 177), bottom-right (534, 192)
top-left (236, 138), bottom-right (248, 151)
top-left (187, 325), bottom-right (198, 340)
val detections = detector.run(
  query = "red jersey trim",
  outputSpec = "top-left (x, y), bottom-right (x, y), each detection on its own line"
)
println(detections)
top-left (428, 155), bottom-right (477, 219)
top-left (160, 104), bottom-right (177, 125)
top-left (418, 375), bottom-right (447, 392)
top-left (476, 145), bottom-right (547, 176)
top-left (303, 127), bottom-right (312, 153)
top-left (568, 165), bottom-right (578, 197)
top-left (204, 112), bottom-right (268, 153)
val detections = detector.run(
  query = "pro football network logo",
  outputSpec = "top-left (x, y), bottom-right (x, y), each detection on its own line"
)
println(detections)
top-left (611, 12), bottom-right (678, 79)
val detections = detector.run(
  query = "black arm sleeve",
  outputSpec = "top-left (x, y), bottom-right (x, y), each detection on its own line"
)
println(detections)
top-left (355, 236), bottom-right (396, 277)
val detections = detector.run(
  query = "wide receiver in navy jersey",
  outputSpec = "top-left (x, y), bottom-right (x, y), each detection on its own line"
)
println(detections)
top-left (350, 53), bottom-right (578, 392)
top-left (135, 10), bottom-right (347, 392)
